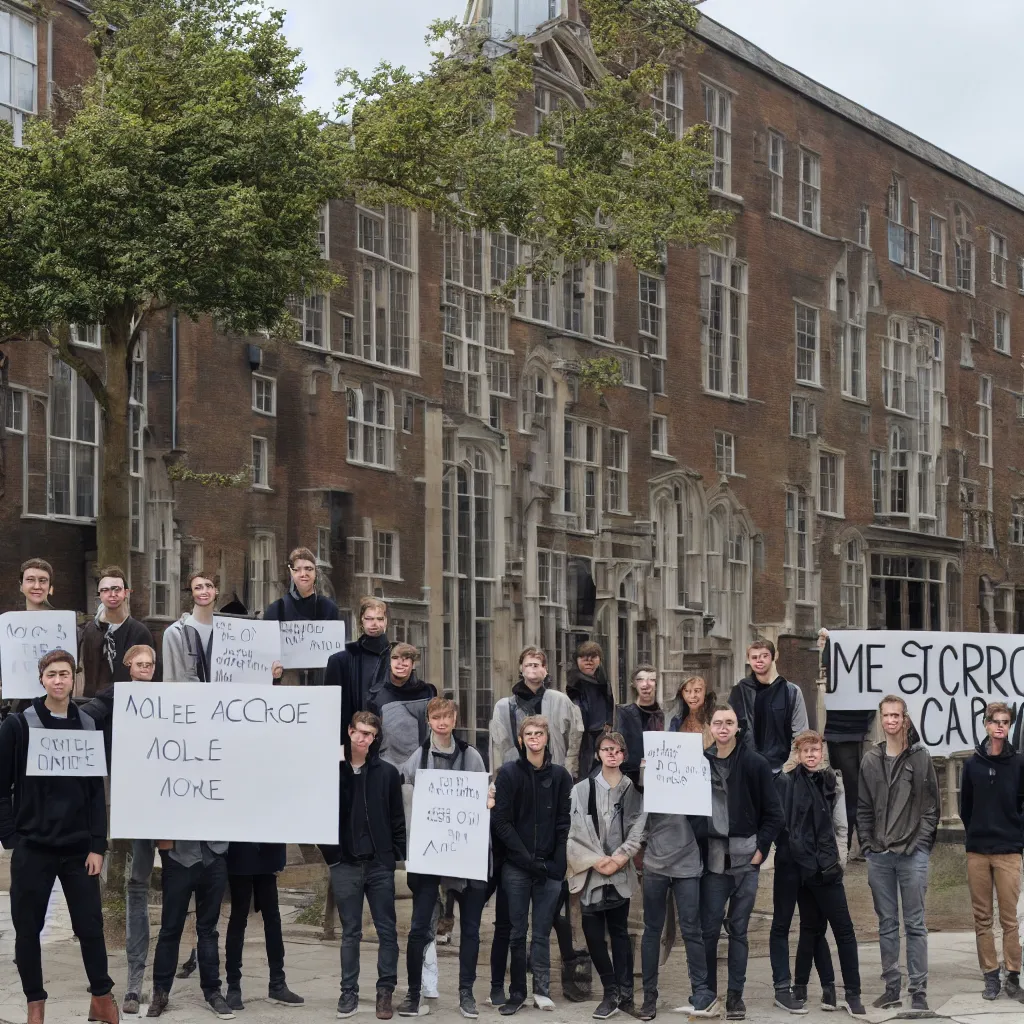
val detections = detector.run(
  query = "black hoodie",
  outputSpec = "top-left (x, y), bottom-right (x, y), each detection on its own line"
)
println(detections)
top-left (566, 666), bottom-right (614, 780)
top-left (324, 633), bottom-right (392, 734)
top-left (960, 737), bottom-right (1024, 855)
top-left (728, 671), bottom-right (808, 772)
top-left (265, 584), bottom-right (340, 687)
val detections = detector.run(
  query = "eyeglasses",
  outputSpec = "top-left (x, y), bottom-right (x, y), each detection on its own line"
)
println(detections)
top-left (989, 719), bottom-right (1012, 727)
top-left (132, 661), bottom-right (156, 670)
top-left (98, 586), bottom-right (125, 595)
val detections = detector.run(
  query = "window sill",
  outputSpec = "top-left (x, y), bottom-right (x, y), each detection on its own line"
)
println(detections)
top-left (251, 485), bottom-right (273, 493)
top-left (346, 461), bottom-right (396, 474)
top-left (768, 211), bottom-right (841, 243)
top-left (651, 451), bottom-right (676, 462)
top-left (710, 187), bottom-right (744, 206)
top-left (795, 380), bottom-right (825, 391)
top-left (702, 389), bottom-right (747, 403)
top-left (818, 510), bottom-right (846, 521)
top-left (841, 393), bottom-right (869, 406)
top-left (21, 512), bottom-right (96, 525)
top-left (252, 408), bottom-right (277, 418)
top-left (327, 350), bottom-right (422, 378)
top-left (994, 347), bottom-right (1013, 357)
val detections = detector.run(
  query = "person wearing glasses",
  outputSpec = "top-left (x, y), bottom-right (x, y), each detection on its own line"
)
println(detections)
top-left (78, 566), bottom-right (154, 697)
top-left (959, 701), bottom-right (1024, 1002)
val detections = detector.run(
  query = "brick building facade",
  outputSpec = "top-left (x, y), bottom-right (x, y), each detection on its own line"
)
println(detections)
top-left (4, 0), bottom-right (1024, 758)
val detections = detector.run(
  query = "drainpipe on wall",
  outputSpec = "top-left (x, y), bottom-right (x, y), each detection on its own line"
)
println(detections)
top-left (171, 312), bottom-right (178, 449)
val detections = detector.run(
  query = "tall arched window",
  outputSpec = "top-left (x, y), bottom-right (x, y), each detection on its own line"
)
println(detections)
top-left (889, 425), bottom-right (909, 515)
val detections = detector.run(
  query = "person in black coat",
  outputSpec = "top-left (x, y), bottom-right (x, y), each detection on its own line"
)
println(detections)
top-left (566, 641), bottom-right (615, 781)
top-left (324, 597), bottom-right (392, 735)
top-left (614, 665), bottom-right (665, 788)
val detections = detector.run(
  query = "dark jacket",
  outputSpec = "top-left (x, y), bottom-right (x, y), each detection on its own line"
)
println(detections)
top-left (614, 701), bottom-right (664, 786)
top-left (318, 754), bottom-right (406, 870)
top-left (369, 672), bottom-right (437, 717)
top-left (491, 748), bottom-right (572, 880)
top-left (959, 737), bottom-right (1024, 855)
top-left (324, 633), bottom-right (392, 735)
top-left (693, 736), bottom-right (784, 859)
top-left (78, 612), bottom-right (155, 698)
top-left (372, 672), bottom-right (438, 769)
top-left (0, 698), bottom-right (107, 855)
top-left (857, 738), bottom-right (939, 855)
top-left (264, 585), bottom-right (340, 687)
top-left (775, 764), bottom-right (843, 882)
top-left (227, 842), bottom-right (287, 875)
top-left (728, 671), bottom-right (809, 772)
top-left (566, 666), bottom-right (615, 779)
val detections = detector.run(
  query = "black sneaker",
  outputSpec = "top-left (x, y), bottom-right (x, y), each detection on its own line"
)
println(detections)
top-left (910, 992), bottom-right (929, 1013)
top-left (593, 992), bottom-right (620, 1019)
top-left (773, 989), bottom-right (808, 1014)
top-left (821, 984), bottom-right (838, 1010)
top-left (269, 984), bottom-right (304, 1006)
top-left (638, 995), bottom-right (657, 1021)
top-left (226, 987), bottom-right (244, 1011)
top-left (500, 996), bottom-right (526, 1016)
top-left (146, 991), bottom-right (169, 1018)
top-left (872, 986), bottom-right (901, 1009)
top-left (983, 971), bottom-right (1002, 1001)
top-left (398, 994), bottom-right (421, 1017)
top-left (337, 992), bottom-right (359, 1018)
top-left (845, 993), bottom-right (866, 1016)
top-left (1006, 972), bottom-right (1022, 999)
top-left (618, 992), bottom-right (635, 1016)
top-left (123, 993), bottom-right (141, 1016)
top-left (206, 993), bottom-right (237, 1020)
top-left (459, 991), bottom-right (479, 1019)
top-left (487, 988), bottom-right (507, 1008)
top-left (792, 986), bottom-right (807, 1004)
top-left (725, 991), bottom-right (745, 1020)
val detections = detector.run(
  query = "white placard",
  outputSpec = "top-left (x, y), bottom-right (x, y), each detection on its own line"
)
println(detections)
top-left (825, 629), bottom-right (1024, 756)
top-left (642, 732), bottom-right (711, 816)
top-left (0, 611), bottom-right (78, 699)
top-left (110, 682), bottom-right (341, 843)
top-left (279, 620), bottom-right (347, 670)
top-left (27, 730), bottom-right (107, 776)
top-left (406, 769), bottom-right (489, 881)
top-left (211, 617), bottom-right (280, 683)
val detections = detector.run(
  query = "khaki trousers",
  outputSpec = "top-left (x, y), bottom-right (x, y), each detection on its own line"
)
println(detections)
top-left (967, 852), bottom-right (1023, 973)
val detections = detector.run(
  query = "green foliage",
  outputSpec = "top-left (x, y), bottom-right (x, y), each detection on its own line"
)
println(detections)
top-left (166, 461), bottom-right (251, 489)
top-left (585, 0), bottom-right (701, 72)
top-left (577, 356), bottom-right (624, 397)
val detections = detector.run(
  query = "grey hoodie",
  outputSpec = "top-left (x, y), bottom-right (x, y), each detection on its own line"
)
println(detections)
top-left (161, 614), bottom-right (211, 683)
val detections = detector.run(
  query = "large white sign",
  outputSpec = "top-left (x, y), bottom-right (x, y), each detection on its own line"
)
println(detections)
top-left (642, 732), bottom-right (712, 816)
top-left (110, 682), bottom-right (341, 843)
top-left (0, 611), bottom-right (78, 699)
top-left (825, 630), bottom-right (1024, 755)
top-left (27, 730), bottom-right (107, 777)
top-left (406, 769), bottom-right (490, 881)
top-left (211, 617), bottom-right (280, 683)
top-left (279, 620), bottom-right (347, 670)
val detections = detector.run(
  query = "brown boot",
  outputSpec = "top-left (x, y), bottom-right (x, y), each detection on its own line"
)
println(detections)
top-left (27, 1001), bottom-right (44, 1024)
top-left (88, 992), bottom-right (120, 1024)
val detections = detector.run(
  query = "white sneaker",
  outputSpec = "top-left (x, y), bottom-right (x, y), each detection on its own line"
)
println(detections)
top-left (533, 994), bottom-right (555, 1011)
top-left (672, 999), bottom-right (721, 1018)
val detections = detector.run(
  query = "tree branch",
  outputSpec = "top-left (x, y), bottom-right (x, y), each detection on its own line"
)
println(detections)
top-left (36, 328), bottom-right (111, 415)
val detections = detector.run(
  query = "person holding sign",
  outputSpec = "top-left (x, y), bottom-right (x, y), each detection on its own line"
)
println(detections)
top-left (614, 665), bottom-right (664, 788)
top-left (265, 546), bottom-right (340, 686)
top-left (492, 715), bottom-right (573, 1016)
top-left (567, 730), bottom-right (646, 1020)
top-left (0, 650), bottom-right (116, 1024)
top-left (696, 705), bottom-right (783, 1021)
top-left (770, 731), bottom-right (863, 1016)
top-left (325, 597), bottom-right (393, 732)
top-left (398, 698), bottom-right (491, 1019)
top-left (958, 702), bottom-right (1024, 1002)
top-left (319, 711), bottom-right (406, 1022)
top-left (163, 571), bottom-right (219, 683)
top-left (728, 640), bottom-right (808, 774)
top-left (857, 695), bottom-right (938, 1013)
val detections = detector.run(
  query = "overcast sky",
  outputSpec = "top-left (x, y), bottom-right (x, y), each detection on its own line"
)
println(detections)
top-left (282, 0), bottom-right (1024, 192)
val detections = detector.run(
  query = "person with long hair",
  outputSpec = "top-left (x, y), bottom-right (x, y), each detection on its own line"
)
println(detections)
top-left (670, 676), bottom-right (716, 750)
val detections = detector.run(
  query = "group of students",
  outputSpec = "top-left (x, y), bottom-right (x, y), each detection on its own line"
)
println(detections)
top-left (4, 555), bottom-right (1024, 1024)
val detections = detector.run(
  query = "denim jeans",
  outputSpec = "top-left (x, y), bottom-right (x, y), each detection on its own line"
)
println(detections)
top-left (642, 873), bottom-right (710, 1004)
top-left (226, 873), bottom-right (285, 988)
top-left (502, 863), bottom-right (563, 998)
top-left (701, 870), bottom-right (760, 996)
top-left (152, 850), bottom-right (228, 999)
top-left (407, 875), bottom-right (488, 996)
top-left (126, 839), bottom-right (155, 996)
top-left (866, 849), bottom-right (929, 994)
top-left (330, 861), bottom-right (399, 995)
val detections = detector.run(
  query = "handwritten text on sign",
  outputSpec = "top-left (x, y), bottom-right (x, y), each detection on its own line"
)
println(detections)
top-left (642, 732), bottom-right (711, 816)
top-left (110, 682), bottom-right (341, 843)
top-left (407, 769), bottom-right (489, 881)
top-left (27, 730), bottom-right (107, 777)
top-left (211, 617), bottom-right (280, 684)
top-left (279, 620), bottom-right (347, 670)
top-left (0, 611), bottom-right (77, 699)
top-left (825, 630), bottom-right (1024, 755)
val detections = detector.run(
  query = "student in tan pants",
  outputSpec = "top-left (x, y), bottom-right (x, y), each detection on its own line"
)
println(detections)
top-left (959, 701), bottom-right (1024, 1002)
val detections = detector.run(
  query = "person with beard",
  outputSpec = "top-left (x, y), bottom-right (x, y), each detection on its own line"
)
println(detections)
top-left (265, 547), bottom-right (340, 687)
top-left (566, 642), bottom-right (615, 781)
top-left (614, 665), bottom-right (664, 788)
top-left (370, 644), bottom-right (437, 770)
top-left (325, 597), bottom-right (392, 731)
top-left (770, 731), bottom-right (863, 1016)
top-left (669, 676), bottom-right (716, 751)
top-left (728, 640), bottom-right (808, 774)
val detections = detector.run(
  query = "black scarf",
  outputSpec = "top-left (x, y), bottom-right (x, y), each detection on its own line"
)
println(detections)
top-left (512, 678), bottom-right (545, 716)
top-left (637, 702), bottom-right (664, 730)
top-left (787, 765), bottom-right (841, 883)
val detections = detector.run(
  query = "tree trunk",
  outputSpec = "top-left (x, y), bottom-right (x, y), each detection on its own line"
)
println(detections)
top-left (97, 326), bottom-right (131, 570)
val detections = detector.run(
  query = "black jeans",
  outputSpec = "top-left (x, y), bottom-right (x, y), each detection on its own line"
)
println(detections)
top-left (490, 879), bottom-right (511, 991)
top-left (797, 881), bottom-right (861, 994)
top-left (226, 873), bottom-right (285, 988)
top-left (581, 901), bottom-right (632, 996)
top-left (769, 859), bottom-right (832, 990)
top-left (407, 875), bottom-right (488, 996)
top-left (827, 742), bottom-right (862, 848)
top-left (553, 881), bottom-right (577, 961)
top-left (152, 851), bottom-right (228, 999)
top-left (10, 845), bottom-right (113, 1003)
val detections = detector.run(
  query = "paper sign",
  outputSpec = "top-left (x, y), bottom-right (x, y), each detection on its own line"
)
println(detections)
top-left (407, 769), bottom-right (490, 881)
top-left (279, 620), bottom-right (347, 669)
top-left (211, 617), bottom-right (280, 683)
top-left (27, 730), bottom-right (107, 777)
top-left (642, 732), bottom-right (711, 816)
top-left (0, 611), bottom-right (78, 699)
top-left (825, 629), bottom-right (1024, 756)
top-left (109, 682), bottom-right (341, 843)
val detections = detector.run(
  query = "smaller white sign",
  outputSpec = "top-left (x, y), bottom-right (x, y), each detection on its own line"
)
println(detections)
top-left (27, 730), bottom-right (107, 777)
top-left (407, 769), bottom-right (490, 881)
top-left (642, 732), bottom-right (712, 816)
top-left (211, 617), bottom-right (280, 684)
top-left (0, 611), bottom-right (78, 700)
top-left (279, 620), bottom-right (347, 670)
